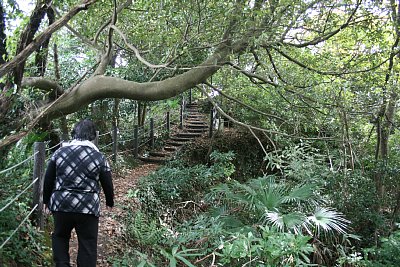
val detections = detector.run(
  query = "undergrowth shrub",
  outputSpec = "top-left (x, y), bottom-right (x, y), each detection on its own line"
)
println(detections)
top-left (182, 130), bottom-right (268, 180)
top-left (118, 148), bottom-right (356, 266)
top-left (0, 202), bottom-right (52, 266)
top-left (136, 151), bottom-right (235, 217)
top-left (358, 228), bottom-right (400, 266)
top-left (0, 132), bottom-right (52, 266)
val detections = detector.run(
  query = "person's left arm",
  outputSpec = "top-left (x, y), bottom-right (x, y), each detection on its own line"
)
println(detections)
top-left (99, 158), bottom-right (114, 208)
top-left (43, 158), bottom-right (56, 209)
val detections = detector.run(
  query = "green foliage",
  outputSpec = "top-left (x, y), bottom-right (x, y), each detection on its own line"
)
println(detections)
top-left (356, 229), bottom-right (400, 266)
top-left (111, 249), bottom-right (157, 267)
top-left (183, 130), bottom-right (267, 180)
top-left (119, 147), bottom-right (355, 266)
top-left (125, 211), bottom-right (166, 247)
top-left (218, 227), bottom-right (314, 266)
top-left (160, 246), bottom-right (202, 267)
top-left (136, 151), bottom-right (235, 217)
top-left (0, 132), bottom-right (53, 266)
top-left (208, 175), bottom-right (349, 236)
top-left (0, 203), bottom-right (52, 266)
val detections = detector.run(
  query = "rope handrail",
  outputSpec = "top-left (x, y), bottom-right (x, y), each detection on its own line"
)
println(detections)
top-left (0, 177), bottom-right (39, 213)
top-left (119, 137), bottom-right (135, 143)
top-left (0, 152), bottom-right (38, 175)
top-left (0, 204), bottom-right (38, 250)
top-left (46, 141), bottom-right (63, 152)
top-left (117, 128), bottom-right (129, 134)
top-left (154, 123), bottom-right (167, 131)
top-left (99, 142), bottom-right (114, 150)
top-left (138, 138), bottom-right (151, 148)
top-left (119, 148), bottom-right (135, 154)
top-left (98, 131), bottom-right (112, 137)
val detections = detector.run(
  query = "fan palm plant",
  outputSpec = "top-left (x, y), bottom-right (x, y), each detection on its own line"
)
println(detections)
top-left (209, 175), bottom-right (350, 236)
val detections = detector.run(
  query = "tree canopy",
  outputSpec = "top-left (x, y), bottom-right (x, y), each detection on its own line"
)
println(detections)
top-left (0, 0), bottom-right (399, 158)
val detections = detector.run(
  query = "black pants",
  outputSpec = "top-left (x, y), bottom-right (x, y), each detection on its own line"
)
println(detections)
top-left (52, 212), bottom-right (99, 267)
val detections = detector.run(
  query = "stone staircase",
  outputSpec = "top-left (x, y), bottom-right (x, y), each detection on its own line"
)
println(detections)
top-left (138, 103), bottom-right (208, 164)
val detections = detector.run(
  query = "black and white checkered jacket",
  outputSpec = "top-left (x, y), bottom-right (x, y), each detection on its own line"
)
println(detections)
top-left (43, 140), bottom-right (114, 217)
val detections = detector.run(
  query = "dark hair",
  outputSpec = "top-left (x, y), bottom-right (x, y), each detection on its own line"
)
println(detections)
top-left (71, 119), bottom-right (96, 141)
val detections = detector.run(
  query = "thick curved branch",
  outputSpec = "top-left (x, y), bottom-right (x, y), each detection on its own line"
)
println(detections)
top-left (22, 77), bottom-right (63, 97)
top-left (39, 44), bottom-right (230, 120)
top-left (0, 0), bottom-right (97, 78)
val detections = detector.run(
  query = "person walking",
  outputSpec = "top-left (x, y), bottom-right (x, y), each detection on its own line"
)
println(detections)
top-left (43, 119), bottom-right (114, 267)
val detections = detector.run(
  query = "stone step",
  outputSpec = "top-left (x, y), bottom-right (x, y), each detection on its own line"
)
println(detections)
top-left (149, 151), bottom-right (173, 157)
top-left (139, 156), bottom-right (167, 164)
top-left (164, 146), bottom-right (179, 152)
top-left (177, 132), bottom-right (203, 138)
top-left (186, 120), bottom-right (207, 125)
top-left (186, 113), bottom-right (204, 117)
top-left (185, 124), bottom-right (208, 129)
top-left (187, 128), bottom-right (207, 133)
top-left (170, 136), bottom-right (193, 142)
top-left (166, 140), bottom-right (187, 146)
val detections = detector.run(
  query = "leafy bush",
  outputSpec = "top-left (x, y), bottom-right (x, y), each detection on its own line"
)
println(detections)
top-left (0, 132), bottom-right (52, 266)
top-left (182, 130), bottom-right (268, 180)
top-left (136, 151), bottom-right (235, 217)
top-left (0, 203), bottom-right (52, 266)
top-left (218, 227), bottom-right (314, 266)
top-left (359, 229), bottom-right (400, 266)
top-left (125, 211), bottom-right (167, 247)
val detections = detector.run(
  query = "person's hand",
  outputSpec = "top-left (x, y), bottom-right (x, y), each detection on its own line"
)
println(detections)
top-left (44, 204), bottom-right (51, 215)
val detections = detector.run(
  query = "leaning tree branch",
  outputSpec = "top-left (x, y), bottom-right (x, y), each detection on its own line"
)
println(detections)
top-left (0, 59), bottom-right (100, 148)
top-left (53, 7), bottom-right (102, 51)
top-left (271, 45), bottom-right (394, 76)
top-left (197, 85), bottom-right (337, 141)
top-left (21, 77), bottom-right (63, 97)
top-left (226, 61), bottom-right (278, 87)
top-left (283, 0), bottom-right (362, 48)
top-left (0, 0), bottom-right (97, 79)
top-left (227, 60), bottom-right (332, 114)
top-left (93, 0), bottom-right (132, 46)
top-left (94, 0), bottom-right (117, 75)
top-left (204, 81), bottom-right (285, 122)
top-left (110, 25), bottom-right (168, 69)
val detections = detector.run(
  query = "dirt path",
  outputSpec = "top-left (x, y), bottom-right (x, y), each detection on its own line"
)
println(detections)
top-left (68, 163), bottom-right (160, 266)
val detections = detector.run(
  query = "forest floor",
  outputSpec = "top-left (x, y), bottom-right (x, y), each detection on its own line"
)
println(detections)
top-left (67, 162), bottom-right (160, 267)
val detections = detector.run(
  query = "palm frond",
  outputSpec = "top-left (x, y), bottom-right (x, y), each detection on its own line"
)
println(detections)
top-left (263, 211), bottom-right (306, 233)
top-left (283, 183), bottom-right (318, 204)
top-left (307, 207), bottom-right (350, 235)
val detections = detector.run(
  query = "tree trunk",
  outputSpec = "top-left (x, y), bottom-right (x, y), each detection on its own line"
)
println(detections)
top-left (34, 6), bottom-right (55, 77)
top-left (0, 3), bottom-right (7, 65)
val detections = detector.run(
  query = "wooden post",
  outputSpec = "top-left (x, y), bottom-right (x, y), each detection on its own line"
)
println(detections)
top-left (133, 125), bottom-right (139, 158)
top-left (209, 108), bottom-right (214, 138)
top-left (150, 117), bottom-right (154, 148)
top-left (180, 103), bottom-right (184, 129)
top-left (112, 122), bottom-right (118, 163)
top-left (32, 142), bottom-right (45, 230)
top-left (94, 130), bottom-right (99, 147)
top-left (189, 88), bottom-right (192, 105)
top-left (166, 111), bottom-right (170, 138)
top-left (219, 118), bottom-right (225, 132)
